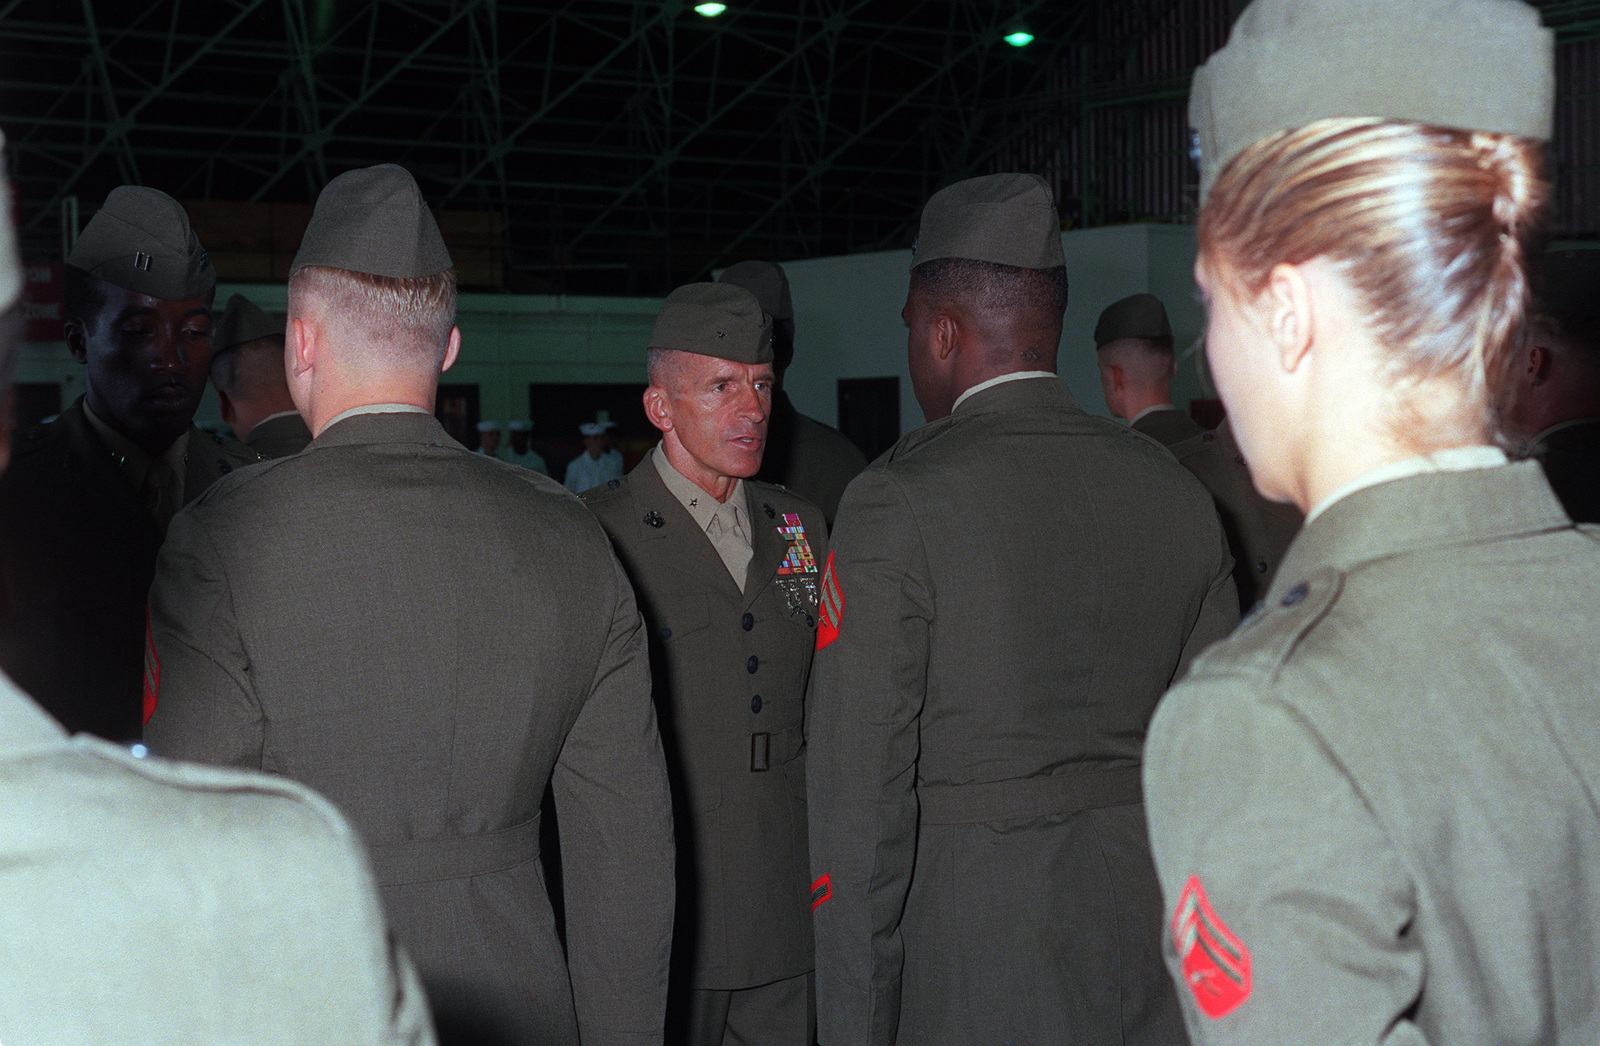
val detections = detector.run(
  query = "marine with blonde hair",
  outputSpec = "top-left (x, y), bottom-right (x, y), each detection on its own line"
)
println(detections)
top-left (1143, 1), bottom-right (1600, 1043)
top-left (145, 163), bottom-right (676, 1046)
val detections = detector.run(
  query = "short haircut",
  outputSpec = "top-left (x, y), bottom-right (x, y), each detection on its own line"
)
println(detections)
top-left (1200, 117), bottom-right (1548, 448)
top-left (1527, 311), bottom-right (1600, 394)
top-left (211, 335), bottom-right (287, 401)
top-left (645, 345), bottom-right (681, 388)
top-left (910, 258), bottom-right (1069, 322)
top-left (1098, 337), bottom-right (1177, 386)
top-left (288, 265), bottom-right (456, 364)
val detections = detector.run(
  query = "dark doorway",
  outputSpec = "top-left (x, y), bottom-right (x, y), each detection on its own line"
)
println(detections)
top-left (837, 376), bottom-right (900, 461)
top-left (528, 382), bottom-right (653, 485)
top-left (435, 383), bottom-right (481, 449)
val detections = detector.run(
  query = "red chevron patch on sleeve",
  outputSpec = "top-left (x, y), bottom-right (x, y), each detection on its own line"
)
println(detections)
top-left (815, 550), bottom-right (842, 651)
top-left (142, 607), bottom-right (160, 725)
top-left (811, 873), bottom-right (832, 911)
top-left (1173, 875), bottom-right (1251, 1019)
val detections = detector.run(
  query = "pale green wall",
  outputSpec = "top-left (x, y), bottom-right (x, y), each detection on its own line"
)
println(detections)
top-left (20, 223), bottom-right (1209, 439)
top-left (778, 222), bottom-right (1209, 434)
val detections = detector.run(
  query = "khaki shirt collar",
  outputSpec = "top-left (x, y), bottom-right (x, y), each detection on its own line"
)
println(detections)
top-left (1307, 445), bottom-right (1507, 524)
top-left (951, 370), bottom-right (1056, 414)
top-left (1128, 402), bottom-right (1180, 426)
top-left (651, 443), bottom-right (744, 536)
top-left (83, 399), bottom-right (189, 495)
top-left (323, 403), bottom-right (431, 430)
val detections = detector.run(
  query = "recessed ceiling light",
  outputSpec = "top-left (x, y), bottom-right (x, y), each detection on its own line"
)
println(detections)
top-left (695, 2), bottom-right (728, 16)
top-left (1004, 28), bottom-right (1034, 48)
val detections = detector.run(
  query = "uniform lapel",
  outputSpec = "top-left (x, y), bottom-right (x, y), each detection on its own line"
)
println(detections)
top-left (742, 488), bottom-right (787, 611)
top-left (56, 401), bottom-right (162, 548)
top-left (628, 459), bottom-right (742, 599)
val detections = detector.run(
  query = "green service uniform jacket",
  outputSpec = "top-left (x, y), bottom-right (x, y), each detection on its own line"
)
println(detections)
top-left (144, 412), bottom-right (675, 1046)
top-left (1145, 460), bottom-right (1600, 1045)
top-left (1132, 404), bottom-right (1205, 446)
top-left (807, 376), bottom-right (1237, 1046)
top-left (757, 390), bottom-right (868, 528)
top-left (582, 460), bottom-right (825, 994)
top-left (0, 397), bottom-right (257, 740)
top-left (0, 668), bottom-right (433, 1045)
top-left (1171, 419), bottom-right (1303, 613)
top-left (244, 411), bottom-right (314, 458)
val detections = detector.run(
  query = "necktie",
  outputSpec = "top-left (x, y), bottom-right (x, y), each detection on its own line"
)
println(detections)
top-left (707, 500), bottom-right (753, 591)
top-left (143, 456), bottom-right (180, 531)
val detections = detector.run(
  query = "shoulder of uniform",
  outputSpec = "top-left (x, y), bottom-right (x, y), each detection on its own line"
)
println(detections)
top-left (207, 428), bottom-right (266, 463)
top-left (65, 736), bottom-right (358, 841)
top-left (747, 480), bottom-right (825, 523)
top-left (185, 453), bottom-right (291, 509)
top-left (881, 415), bottom-right (958, 463)
top-left (1169, 427), bottom-right (1218, 463)
top-left (1188, 566), bottom-right (1344, 684)
top-left (10, 417), bottom-right (68, 459)
top-left (577, 475), bottom-right (630, 506)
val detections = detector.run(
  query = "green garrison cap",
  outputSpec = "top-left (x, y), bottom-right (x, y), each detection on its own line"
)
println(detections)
top-left (650, 283), bottom-right (773, 365)
top-left (911, 173), bottom-right (1065, 271)
top-left (1095, 293), bottom-right (1172, 347)
top-left (718, 260), bottom-right (793, 322)
top-left (0, 135), bottom-right (18, 311)
top-left (213, 294), bottom-right (283, 354)
top-left (1191, 0), bottom-right (1554, 200)
top-left (291, 164), bottom-right (452, 278)
top-left (66, 186), bottom-right (215, 301)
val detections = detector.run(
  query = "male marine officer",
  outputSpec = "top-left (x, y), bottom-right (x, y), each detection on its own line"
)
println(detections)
top-left (583, 282), bottom-right (825, 1046)
top-left (0, 186), bottom-right (256, 740)
top-left (806, 173), bottom-right (1237, 1046)
top-left (145, 164), bottom-right (675, 1046)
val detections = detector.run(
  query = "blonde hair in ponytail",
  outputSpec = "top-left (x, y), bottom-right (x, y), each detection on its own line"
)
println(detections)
top-left (1199, 118), bottom-right (1548, 448)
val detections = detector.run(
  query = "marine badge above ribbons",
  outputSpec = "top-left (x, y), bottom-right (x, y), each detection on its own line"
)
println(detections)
top-left (774, 512), bottom-right (820, 618)
top-left (1173, 875), bottom-right (1252, 1019)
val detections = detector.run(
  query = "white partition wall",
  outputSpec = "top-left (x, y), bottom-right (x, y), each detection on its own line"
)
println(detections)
top-left (16, 223), bottom-right (1208, 443)
top-left (777, 222), bottom-right (1209, 438)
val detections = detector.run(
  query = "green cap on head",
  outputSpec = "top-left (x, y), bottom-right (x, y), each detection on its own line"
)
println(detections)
top-left (66, 186), bottom-right (215, 301)
top-left (1190, 0), bottom-right (1554, 201)
top-left (213, 294), bottom-right (283, 354)
top-left (718, 260), bottom-right (793, 322)
top-left (650, 283), bottom-right (773, 365)
top-left (1095, 293), bottom-right (1172, 347)
top-left (291, 164), bottom-right (453, 279)
top-left (910, 173), bottom-right (1065, 271)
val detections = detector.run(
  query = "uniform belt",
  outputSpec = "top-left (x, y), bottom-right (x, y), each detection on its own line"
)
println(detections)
top-left (369, 816), bottom-right (540, 885)
top-left (917, 766), bottom-right (1143, 826)
top-left (748, 725), bottom-right (803, 772)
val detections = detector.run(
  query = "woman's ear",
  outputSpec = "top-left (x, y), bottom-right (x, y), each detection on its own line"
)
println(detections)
top-left (1264, 262), bottom-right (1315, 374)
